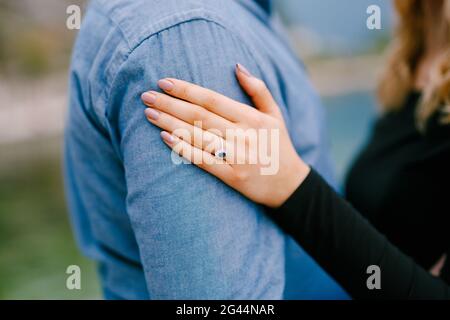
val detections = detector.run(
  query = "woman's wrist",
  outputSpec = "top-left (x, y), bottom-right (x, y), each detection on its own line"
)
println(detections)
top-left (270, 157), bottom-right (311, 208)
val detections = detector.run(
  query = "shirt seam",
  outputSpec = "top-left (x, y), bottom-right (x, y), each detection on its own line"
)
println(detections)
top-left (89, 3), bottom-right (268, 156)
top-left (102, 17), bottom-right (266, 125)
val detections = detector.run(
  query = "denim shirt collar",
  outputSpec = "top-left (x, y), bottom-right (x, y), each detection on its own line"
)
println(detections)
top-left (255, 0), bottom-right (272, 14)
top-left (237, 0), bottom-right (273, 17)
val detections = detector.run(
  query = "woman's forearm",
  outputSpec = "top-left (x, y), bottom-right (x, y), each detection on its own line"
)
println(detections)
top-left (272, 169), bottom-right (450, 299)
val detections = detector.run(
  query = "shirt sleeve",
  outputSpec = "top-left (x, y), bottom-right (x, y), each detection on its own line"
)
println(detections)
top-left (273, 169), bottom-right (450, 299)
top-left (105, 19), bottom-right (287, 299)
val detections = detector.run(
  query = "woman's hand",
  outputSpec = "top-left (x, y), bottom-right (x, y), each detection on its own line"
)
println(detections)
top-left (141, 64), bottom-right (310, 208)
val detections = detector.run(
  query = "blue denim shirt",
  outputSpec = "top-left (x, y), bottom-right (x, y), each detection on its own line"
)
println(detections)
top-left (65, 0), bottom-right (349, 299)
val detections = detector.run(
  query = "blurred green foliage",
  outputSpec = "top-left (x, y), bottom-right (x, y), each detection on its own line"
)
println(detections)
top-left (0, 149), bottom-right (100, 299)
top-left (0, 0), bottom-right (97, 299)
top-left (9, 30), bottom-right (55, 76)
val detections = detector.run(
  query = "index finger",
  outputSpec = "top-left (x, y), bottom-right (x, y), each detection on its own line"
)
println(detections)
top-left (157, 78), bottom-right (256, 122)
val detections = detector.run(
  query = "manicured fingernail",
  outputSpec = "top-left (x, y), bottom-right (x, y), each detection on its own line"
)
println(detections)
top-left (142, 92), bottom-right (156, 105)
top-left (145, 108), bottom-right (159, 121)
top-left (158, 79), bottom-right (174, 92)
top-left (160, 131), bottom-right (174, 144)
top-left (236, 63), bottom-right (252, 77)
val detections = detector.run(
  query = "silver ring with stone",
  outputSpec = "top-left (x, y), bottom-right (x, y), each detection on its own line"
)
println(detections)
top-left (215, 149), bottom-right (227, 159)
top-left (215, 139), bottom-right (226, 159)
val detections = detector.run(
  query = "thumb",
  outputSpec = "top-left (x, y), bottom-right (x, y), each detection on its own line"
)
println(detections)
top-left (235, 63), bottom-right (281, 117)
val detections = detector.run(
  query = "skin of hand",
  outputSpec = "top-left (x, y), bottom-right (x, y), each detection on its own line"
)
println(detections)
top-left (141, 64), bottom-right (310, 208)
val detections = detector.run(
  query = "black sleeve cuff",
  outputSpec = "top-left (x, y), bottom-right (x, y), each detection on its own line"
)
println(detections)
top-left (271, 168), bottom-right (326, 236)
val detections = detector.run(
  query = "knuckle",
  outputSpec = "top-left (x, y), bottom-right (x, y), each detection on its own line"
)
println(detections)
top-left (273, 117), bottom-right (284, 128)
top-left (172, 142), bottom-right (183, 154)
top-left (156, 95), bottom-right (169, 109)
top-left (233, 170), bottom-right (249, 182)
top-left (191, 108), bottom-right (205, 122)
top-left (164, 97), bottom-right (175, 110)
top-left (251, 113), bottom-right (265, 128)
top-left (203, 94), bottom-right (217, 107)
top-left (152, 93), bottom-right (162, 106)
top-left (181, 85), bottom-right (190, 97)
top-left (264, 116), bottom-right (279, 128)
top-left (254, 79), bottom-right (267, 93)
top-left (244, 133), bottom-right (257, 147)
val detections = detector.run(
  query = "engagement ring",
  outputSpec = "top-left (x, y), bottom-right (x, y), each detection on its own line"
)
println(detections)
top-left (215, 149), bottom-right (227, 159)
top-left (215, 139), bottom-right (226, 159)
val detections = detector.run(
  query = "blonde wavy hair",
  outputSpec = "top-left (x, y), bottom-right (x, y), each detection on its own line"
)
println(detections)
top-left (377, 0), bottom-right (450, 129)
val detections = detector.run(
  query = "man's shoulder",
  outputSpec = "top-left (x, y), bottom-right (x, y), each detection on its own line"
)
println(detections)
top-left (91, 0), bottom-right (243, 50)
top-left (74, 0), bottom-right (256, 131)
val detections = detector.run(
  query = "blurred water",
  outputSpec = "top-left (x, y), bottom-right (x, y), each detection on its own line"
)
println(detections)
top-left (276, 0), bottom-right (393, 55)
top-left (323, 91), bottom-right (378, 190)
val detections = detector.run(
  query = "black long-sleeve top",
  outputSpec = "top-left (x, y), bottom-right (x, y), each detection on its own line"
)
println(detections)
top-left (272, 92), bottom-right (450, 299)
top-left (273, 169), bottom-right (450, 299)
top-left (345, 92), bottom-right (450, 272)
